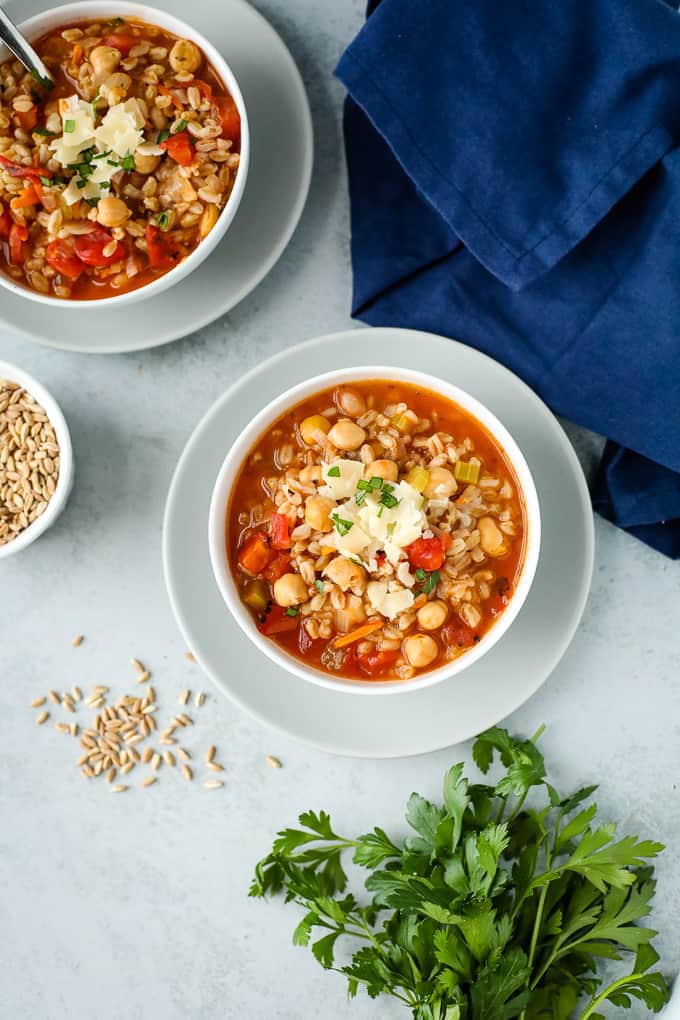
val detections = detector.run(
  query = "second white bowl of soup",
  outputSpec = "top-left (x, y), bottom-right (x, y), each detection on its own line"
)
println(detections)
top-left (209, 367), bottom-right (541, 694)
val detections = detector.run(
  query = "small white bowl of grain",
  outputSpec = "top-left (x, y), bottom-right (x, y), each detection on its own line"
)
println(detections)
top-left (0, 360), bottom-right (73, 558)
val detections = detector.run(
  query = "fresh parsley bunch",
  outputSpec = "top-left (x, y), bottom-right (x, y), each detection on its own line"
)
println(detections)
top-left (250, 726), bottom-right (670, 1019)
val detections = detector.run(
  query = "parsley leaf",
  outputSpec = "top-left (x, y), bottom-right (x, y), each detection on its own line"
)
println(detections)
top-left (327, 465), bottom-right (340, 477)
top-left (251, 726), bottom-right (669, 1017)
top-left (331, 514), bottom-right (353, 537)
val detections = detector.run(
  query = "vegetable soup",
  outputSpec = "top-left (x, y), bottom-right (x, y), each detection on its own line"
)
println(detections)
top-left (228, 380), bottom-right (527, 682)
top-left (0, 16), bottom-right (241, 299)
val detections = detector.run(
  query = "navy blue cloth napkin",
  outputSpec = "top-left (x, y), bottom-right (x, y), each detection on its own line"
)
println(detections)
top-left (335, 0), bottom-right (680, 558)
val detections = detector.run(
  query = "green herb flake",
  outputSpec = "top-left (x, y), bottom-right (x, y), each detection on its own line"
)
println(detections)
top-left (414, 568), bottom-right (427, 582)
top-left (174, 119), bottom-right (188, 133)
top-left (250, 725), bottom-right (669, 1018)
top-left (326, 466), bottom-right (341, 478)
top-left (379, 489), bottom-right (400, 509)
top-left (157, 128), bottom-right (171, 143)
top-left (368, 476), bottom-right (383, 490)
top-left (121, 153), bottom-right (135, 172)
top-left (156, 211), bottom-right (170, 231)
top-left (285, 607), bottom-right (299, 618)
top-left (33, 127), bottom-right (54, 137)
top-left (313, 580), bottom-right (324, 594)
top-left (420, 569), bottom-right (440, 595)
top-left (331, 514), bottom-right (354, 537)
top-left (63, 119), bottom-right (75, 133)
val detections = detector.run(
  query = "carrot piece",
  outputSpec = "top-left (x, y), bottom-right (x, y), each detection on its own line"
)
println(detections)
top-left (333, 620), bottom-right (384, 649)
top-left (10, 184), bottom-right (39, 209)
top-left (157, 85), bottom-right (184, 110)
top-left (72, 43), bottom-right (83, 63)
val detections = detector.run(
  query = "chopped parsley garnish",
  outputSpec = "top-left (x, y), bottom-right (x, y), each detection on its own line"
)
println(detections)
top-left (313, 580), bottom-right (324, 594)
top-left (326, 466), bottom-right (340, 478)
top-left (379, 484), bottom-right (400, 509)
top-left (174, 119), bottom-right (188, 133)
top-left (33, 127), bottom-right (54, 137)
top-left (84, 196), bottom-right (100, 207)
top-left (377, 505), bottom-right (385, 518)
top-left (285, 607), bottom-right (299, 618)
top-left (121, 153), bottom-right (135, 172)
top-left (106, 159), bottom-right (118, 167)
top-left (331, 514), bottom-right (354, 537)
top-left (92, 150), bottom-right (112, 160)
top-left (39, 174), bottom-right (65, 187)
top-left (368, 476), bottom-right (383, 490)
top-left (99, 181), bottom-right (110, 190)
top-left (91, 89), bottom-right (101, 121)
top-left (414, 568), bottom-right (428, 581)
top-left (64, 119), bottom-right (75, 133)
top-left (354, 490), bottom-right (368, 506)
top-left (157, 128), bottom-right (171, 143)
top-left (156, 211), bottom-right (170, 231)
top-left (415, 568), bottom-right (440, 595)
top-left (76, 179), bottom-right (88, 189)
top-left (105, 16), bottom-right (124, 26)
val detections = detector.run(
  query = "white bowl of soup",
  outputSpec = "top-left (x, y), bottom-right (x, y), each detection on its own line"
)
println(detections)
top-left (0, 2), bottom-right (249, 306)
top-left (209, 367), bottom-right (541, 694)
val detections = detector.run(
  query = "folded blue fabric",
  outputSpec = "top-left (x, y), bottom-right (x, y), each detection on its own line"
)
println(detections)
top-left (336, 0), bottom-right (680, 557)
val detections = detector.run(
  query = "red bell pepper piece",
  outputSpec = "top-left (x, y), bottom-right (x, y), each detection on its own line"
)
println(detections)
top-left (263, 552), bottom-right (291, 583)
top-left (73, 227), bottom-right (125, 268)
top-left (103, 33), bottom-right (136, 54)
top-left (258, 604), bottom-right (299, 636)
top-left (8, 222), bottom-right (28, 264)
top-left (269, 512), bottom-right (290, 550)
top-left (0, 154), bottom-right (51, 182)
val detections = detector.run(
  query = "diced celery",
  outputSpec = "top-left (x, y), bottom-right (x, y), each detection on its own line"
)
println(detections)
top-left (242, 578), bottom-right (269, 613)
top-left (453, 460), bottom-right (481, 484)
top-left (405, 465), bottom-right (430, 493)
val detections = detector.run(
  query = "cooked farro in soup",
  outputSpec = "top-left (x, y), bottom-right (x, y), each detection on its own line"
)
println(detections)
top-left (228, 380), bottom-right (528, 682)
top-left (0, 16), bottom-right (241, 299)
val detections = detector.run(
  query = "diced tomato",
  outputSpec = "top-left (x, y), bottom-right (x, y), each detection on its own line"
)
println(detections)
top-left (269, 512), bottom-right (290, 550)
top-left (188, 79), bottom-right (213, 101)
top-left (8, 222), bottom-right (28, 264)
top-left (214, 94), bottom-right (240, 144)
top-left (406, 535), bottom-right (448, 572)
top-left (73, 227), bottom-right (125, 268)
top-left (258, 604), bottom-right (299, 636)
top-left (0, 207), bottom-right (11, 238)
top-left (103, 33), bottom-right (136, 54)
top-left (238, 532), bottom-right (271, 575)
top-left (0, 154), bottom-right (50, 182)
top-left (356, 648), bottom-right (400, 677)
top-left (145, 224), bottom-right (183, 270)
top-left (375, 551), bottom-right (387, 567)
top-left (160, 130), bottom-right (194, 167)
top-left (263, 553), bottom-right (291, 583)
top-left (15, 105), bottom-right (38, 132)
top-left (442, 619), bottom-right (478, 649)
top-left (46, 239), bottom-right (84, 280)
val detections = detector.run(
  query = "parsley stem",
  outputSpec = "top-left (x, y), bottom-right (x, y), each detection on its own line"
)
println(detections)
top-left (577, 971), bottom-right (651, 1020)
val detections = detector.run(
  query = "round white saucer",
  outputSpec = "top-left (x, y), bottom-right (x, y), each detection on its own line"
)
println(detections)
top-left (0, 0), bottom-right (313, 353)
top-left (162, 328), bottom-right (595, 758)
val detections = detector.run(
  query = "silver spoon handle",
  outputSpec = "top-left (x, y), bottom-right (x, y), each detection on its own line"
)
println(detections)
top-left (0, 6), bottom-right (54, 88)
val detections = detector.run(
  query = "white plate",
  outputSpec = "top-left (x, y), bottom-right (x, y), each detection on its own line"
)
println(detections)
top-left (163, 328), bottom-right (595, 758)
top-left (0, 0), bottom-right (313, 353)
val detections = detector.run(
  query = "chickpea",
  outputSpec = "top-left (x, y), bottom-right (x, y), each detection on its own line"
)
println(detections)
top-left (366, 459), bottom-right (398, 482)
top-left (336, 387), bottom-right (366, 418)
top-left (273, 573), bottom-right (308, 608)
top-left (96, 196), bottom-right (131, 228)
top-left (90, 45), bottom-right (121, 79)
top-left (478, 516), bottom-right (508, 557)
top-left (305, 495), bottom-right (335, 533)
top-left (134, 149), bottom-right (161, 175)
top-left (416, 600), bottom-right (448, 631)
top-left (300, 414), bottom-right (330, 446)
top-left (403, 633), bottom-right (439, 669)
top-left (169, 38), bottom-right (202, 74)
top-left (423, 466), bottom-right (457, 499)
top-left (324, 556), bottom-right (366, 592)
top-left (299, 464), bottom-right (322, 484)
top-left (328, 418), bottom-right (366, 451)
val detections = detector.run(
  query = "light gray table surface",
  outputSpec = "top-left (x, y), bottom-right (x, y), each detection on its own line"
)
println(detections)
top-left (1, 1), bottom-right (679, 1017)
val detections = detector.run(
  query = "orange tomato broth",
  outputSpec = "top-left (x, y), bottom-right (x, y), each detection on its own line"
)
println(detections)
top-left (227, 380), bottom-right (528, 681)
top-left (0, 17), bottom-right (239, 299)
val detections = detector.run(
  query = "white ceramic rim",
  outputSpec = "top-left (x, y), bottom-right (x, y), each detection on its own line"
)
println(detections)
top-left (208, 365), bottom-right (542, 696)
top-left (0, 359), bottom-right (73, 558)
top-left (0, 0), bottom-right (250, 310)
